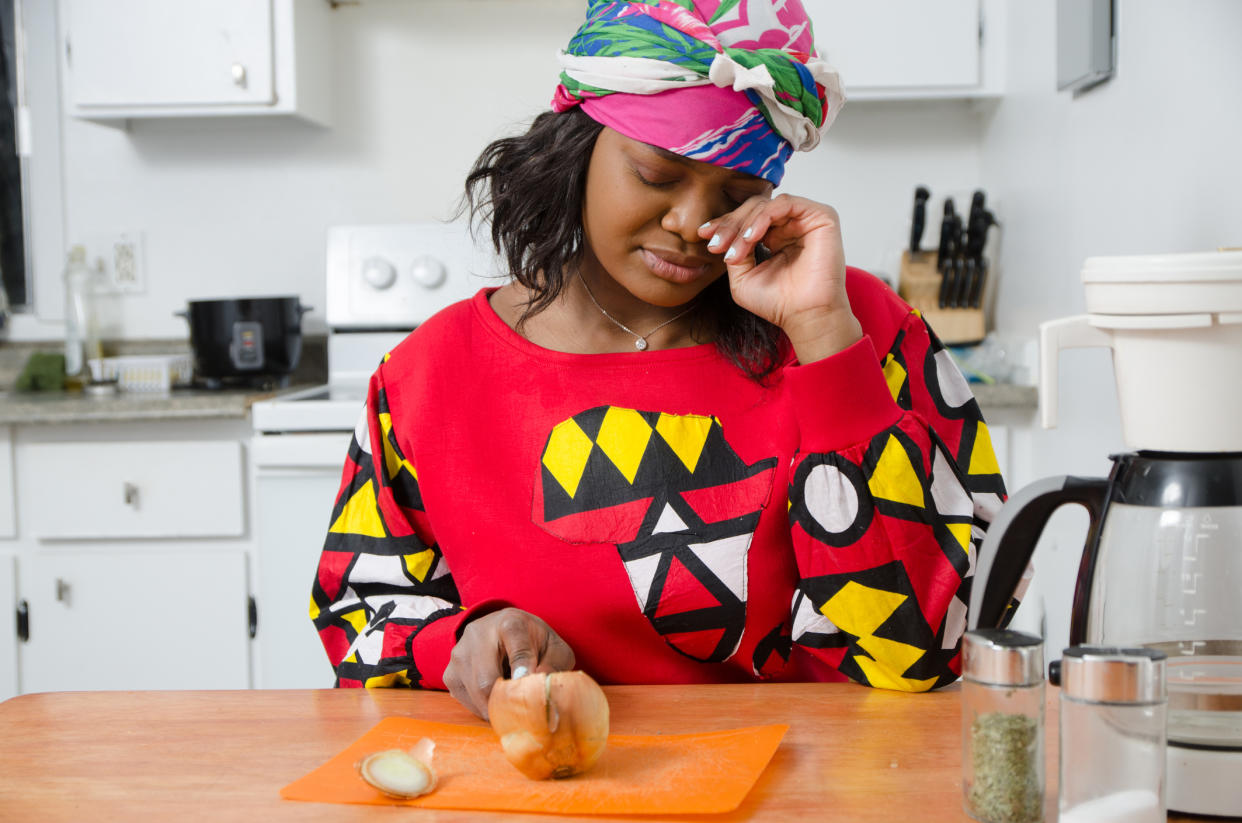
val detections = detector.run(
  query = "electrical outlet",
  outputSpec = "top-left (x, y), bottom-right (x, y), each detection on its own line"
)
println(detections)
top-left (109, 231), bottom-right (144, 293)
top-left (84, 231), bottom-right (146, 294)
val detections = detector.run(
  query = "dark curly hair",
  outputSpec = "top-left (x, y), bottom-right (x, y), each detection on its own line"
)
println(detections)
top-left (462, 107), bottom-right (785, 382)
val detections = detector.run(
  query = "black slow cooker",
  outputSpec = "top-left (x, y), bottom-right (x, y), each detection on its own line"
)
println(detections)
top-left (176, 296), bottom-right (311, 387)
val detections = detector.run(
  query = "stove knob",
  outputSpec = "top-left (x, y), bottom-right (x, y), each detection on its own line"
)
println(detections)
top-left (410, 255), bottom-right (447, 288)
top-left (362, 257), bottom-right (397, 290)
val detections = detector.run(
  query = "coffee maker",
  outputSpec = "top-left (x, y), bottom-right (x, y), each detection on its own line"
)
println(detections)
top-left (970, 250), bottom-right (1242, 816)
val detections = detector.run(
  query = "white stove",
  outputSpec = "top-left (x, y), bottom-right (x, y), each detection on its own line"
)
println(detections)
top-left (252, 222), bottom-right (496, 434)
top-left (248, 223), bottom-right (495, 689)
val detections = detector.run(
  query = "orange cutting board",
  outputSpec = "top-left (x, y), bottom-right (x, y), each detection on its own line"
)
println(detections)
top-left (281, 716), bottom-right (787, 815)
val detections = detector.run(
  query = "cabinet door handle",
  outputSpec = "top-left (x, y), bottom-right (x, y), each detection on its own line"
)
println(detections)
top-left (16, 600), bottom-right (29, 642)
top-left (231, 63), bottom-right (247, 88)
top-left (124, 482), bottom-right (140, 508)
top-left (248, 596), bottom-right (258, 639)
top-left (55, 579), bottom-right (71, 604)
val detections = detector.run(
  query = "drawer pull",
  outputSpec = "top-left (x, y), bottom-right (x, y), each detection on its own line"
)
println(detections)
top-left (124, 482), bottom-right (140, 508)
top-left (55, 578), bottom-right (71, 604)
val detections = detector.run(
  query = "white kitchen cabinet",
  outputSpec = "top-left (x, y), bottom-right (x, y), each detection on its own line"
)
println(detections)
top-left (0, 427), bottom-right (13, 539)
top-left (252, 463), bottom-right (343, 689)
top-left (24, 440), bottom-right (244, 540)
top-left (60, 0), bottom-right (332, 125)
top-left (9, 419), bottom-right (257, 694)
top-left (0, 554), bottom-right (17, 702)
top-left (18, 551), bottom-right (251, 693)
top-left (808, 0), bottom-right (1005, 100)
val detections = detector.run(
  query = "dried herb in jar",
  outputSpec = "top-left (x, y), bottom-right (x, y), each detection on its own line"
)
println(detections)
top-left (968, 711), bottom-right (1042, 823)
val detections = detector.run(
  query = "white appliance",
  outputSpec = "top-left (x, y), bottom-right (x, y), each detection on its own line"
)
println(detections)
top-left (975, 250), bottom-right (1242, 816)
top-left (1041, 250), bottom-right (1242, 452)
top-left (249, 223), bottom-right (495, 689)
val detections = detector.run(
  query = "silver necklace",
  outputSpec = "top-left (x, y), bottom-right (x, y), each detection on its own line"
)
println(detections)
top-left (577, 272), bottom-right (697, 351)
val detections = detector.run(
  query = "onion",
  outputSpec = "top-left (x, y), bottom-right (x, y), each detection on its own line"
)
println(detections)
top-left (487, 670), bottom-right (610, 780)
top-left (357, 738), bottom-right (437, 798)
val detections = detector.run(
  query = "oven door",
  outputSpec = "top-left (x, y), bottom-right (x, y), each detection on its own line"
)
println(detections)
top-left (251, 431), bottom-right (352, 689)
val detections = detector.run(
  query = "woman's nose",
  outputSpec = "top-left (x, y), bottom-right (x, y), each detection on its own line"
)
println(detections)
top-left (660, 188), bottom-right (721, 244)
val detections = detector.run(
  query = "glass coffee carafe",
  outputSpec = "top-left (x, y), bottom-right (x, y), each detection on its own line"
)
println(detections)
top-left (971, 452), bottom-right (1242, 815)
top-left (970, 250), bottom-right (1242, 816)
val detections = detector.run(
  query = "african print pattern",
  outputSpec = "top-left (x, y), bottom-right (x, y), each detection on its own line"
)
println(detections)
top-left (787, 311), bottom-right (1007, 691)
top-left (311, 385), bottom-right (461, 688)
top-left (553, 0), bottom-right (844, 183)
top-left (536, 407), bottom-right (776, 663)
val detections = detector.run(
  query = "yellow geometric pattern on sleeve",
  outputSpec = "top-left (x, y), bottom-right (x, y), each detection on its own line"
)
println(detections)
top-left (819, 580), bottom-right (938, 692)
top-left (881, 353), bottom-right (908, 402)
top-left (868, 433), bottom-right (927, 509)
top-left (968, 422), bottom-right (1000, 477)
top-left (328, 479), bottom-right (387, 538)
top-left (404, 548), bottom-right (436, 583)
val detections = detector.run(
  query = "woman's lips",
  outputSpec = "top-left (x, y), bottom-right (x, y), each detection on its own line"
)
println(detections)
top-left (640, 248), bottom-right (712, 283)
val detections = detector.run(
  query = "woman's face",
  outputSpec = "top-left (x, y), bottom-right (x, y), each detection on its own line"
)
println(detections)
top-left (580, 127), bottom-right (773, 308)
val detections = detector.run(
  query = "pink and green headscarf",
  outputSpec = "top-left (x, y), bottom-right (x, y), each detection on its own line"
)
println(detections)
top-left (552, 0), bottom-right (845, 186)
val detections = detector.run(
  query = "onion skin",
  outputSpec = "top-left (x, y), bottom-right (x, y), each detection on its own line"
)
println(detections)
top-left (487, 670), bottom-right (610, 780)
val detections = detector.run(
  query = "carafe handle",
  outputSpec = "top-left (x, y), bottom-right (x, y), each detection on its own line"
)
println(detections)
top-left (968, 474), bottom-right (1110, 631)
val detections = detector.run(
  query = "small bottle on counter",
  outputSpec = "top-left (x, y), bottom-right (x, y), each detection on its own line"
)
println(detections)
top-left (62, 245), bottom-right (105, 391)
top-left (961, 629), bottom-right (1045, 823)
top-left (1057, 646), bottom-right (1167, 823)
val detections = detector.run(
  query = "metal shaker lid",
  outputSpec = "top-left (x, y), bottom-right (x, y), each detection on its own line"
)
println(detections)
top-left (1061, 646), bottom-right (1167, 704)
top-left (964, 629), bottom-right (1044, 686)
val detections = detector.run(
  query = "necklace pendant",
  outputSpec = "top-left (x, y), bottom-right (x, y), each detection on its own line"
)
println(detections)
top-left (634, 338), bottom-right (649, 351)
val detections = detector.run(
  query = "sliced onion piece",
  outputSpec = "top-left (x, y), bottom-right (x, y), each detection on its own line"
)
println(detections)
top-left (357, 739), bottom-right (437, 798)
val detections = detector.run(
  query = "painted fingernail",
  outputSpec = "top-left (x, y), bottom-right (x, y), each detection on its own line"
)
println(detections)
top-left (708, 234), bottom-right (722, 249)
top-left (511, 665), bottom-right (529, 679)
top-left (742, 227), bottom-right (754, 240)
top-left (699, 221), bottom-right (713, 231)
top-left (724, 246), bottom-right (737, 261)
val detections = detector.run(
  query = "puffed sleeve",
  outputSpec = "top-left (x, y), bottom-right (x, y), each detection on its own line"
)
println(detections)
top-left (784, 309), bottom-right (1010, 691)
top-left (309, 360), bottom-right (472, 689)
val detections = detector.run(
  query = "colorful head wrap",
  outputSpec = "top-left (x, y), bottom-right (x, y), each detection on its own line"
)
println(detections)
top-left (552, 0), bottom-right (845, 185)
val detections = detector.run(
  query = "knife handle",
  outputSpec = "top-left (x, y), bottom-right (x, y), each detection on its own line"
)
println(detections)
top-left (937, 262), bottom-right (954, 308)
top-left (969, 261), bottom-right (988, 308)
top-left (952, 258), bottom-right (972, 308)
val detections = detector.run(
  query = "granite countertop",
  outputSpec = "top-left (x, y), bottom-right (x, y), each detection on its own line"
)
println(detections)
top-left (0, 337), bottom-right (328, 426)
top-left (968, 382), bottom-right (1039, 409)
top-left (0, 383), bottom-right (320, 426)
top-left (0, 380), bottom-right (1037, 427)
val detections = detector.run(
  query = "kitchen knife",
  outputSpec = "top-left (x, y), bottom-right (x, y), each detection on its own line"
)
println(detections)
top-left (968, 260), bottom-right (988, 308)
top-left (936, 199), bottom-right (958, 308)
top-left (909, 186), bottom-right (931, 256)
top-left (966, 207), bottom-right (997, 308)
top-left (965, 190), bottom-right (988, 263)
top-left (954, 257), bottom-right (976, 309)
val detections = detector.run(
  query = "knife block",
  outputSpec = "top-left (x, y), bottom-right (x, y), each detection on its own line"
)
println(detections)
top-left (897, 251), bottom-right (986, 346)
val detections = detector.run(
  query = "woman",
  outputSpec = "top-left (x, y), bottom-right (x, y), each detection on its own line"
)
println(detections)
top-left (310, 0), bottom-right (1010, 719)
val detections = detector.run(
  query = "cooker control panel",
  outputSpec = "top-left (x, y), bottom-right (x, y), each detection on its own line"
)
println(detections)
top-left (326, 224), bottom-right (494, 329)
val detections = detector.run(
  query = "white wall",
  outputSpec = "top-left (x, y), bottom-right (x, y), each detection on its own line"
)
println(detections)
top-left (982, 0), bottom-right (1242, 652)
top-left (15, 0), bottom-right (986, 341)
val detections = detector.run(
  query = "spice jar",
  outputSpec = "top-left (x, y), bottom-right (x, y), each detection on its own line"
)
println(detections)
top-left (961, 629), bottom-right (1045, 823)
top-left (1057, 646), bottom-right (1167, 823)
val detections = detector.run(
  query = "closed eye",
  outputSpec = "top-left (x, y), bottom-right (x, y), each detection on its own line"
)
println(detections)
top-left (631, 167), bottom-right (676, 189)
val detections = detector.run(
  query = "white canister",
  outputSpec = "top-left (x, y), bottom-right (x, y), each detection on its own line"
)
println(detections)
top-left (1040, 250), bottom-right (1242, 453)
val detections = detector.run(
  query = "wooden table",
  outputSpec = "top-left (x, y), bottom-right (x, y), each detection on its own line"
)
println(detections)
top-left (0, 684), bottom-right (1205, 822)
